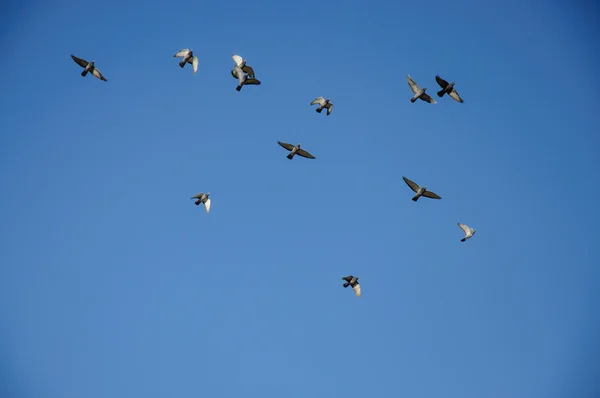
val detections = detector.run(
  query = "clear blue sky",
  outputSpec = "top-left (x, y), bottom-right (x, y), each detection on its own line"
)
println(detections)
top-left (1, 1), bottom-right (599, 397)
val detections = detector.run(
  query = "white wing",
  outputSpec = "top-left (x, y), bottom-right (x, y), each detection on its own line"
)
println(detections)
top-left (458, 223), bottom-right (470, 235)
top-left (311, 96), bottom-right (325, 106)
top-left (192, 56), bottom-right (199, 74)
top-left (204, 198), bottom-right (211, 213)
top-left (407, 75), bottom-right (420, 94)
top-left (232, 54), bottom-right (244, 66)
top-left (449, 89), bottom-right (464, 103)
top-left (353, 284), bottom-right (361, 298)
top-left (174, 49), bottom-right (190, 58)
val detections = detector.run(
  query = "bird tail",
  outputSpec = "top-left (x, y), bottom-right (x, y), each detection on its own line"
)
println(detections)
top-left (286, 153), bottom-right (294, 160)
top-left (410, 97), bottom-right (417, 103)
top-left (461, 238), bottom-right (466, 242)
top-left (437, 89), bottom-right (446, 97)
top-left (81, 70), bottom-right (88, 77)
top-left (236, 84), bottom-right (242, 92)
top-left (316, 108), bottom-right (322, 113)
top-left (343, 283), bottom-right (349, 288)
top-left (412, 195), bottom-right (419, 202)
top-left (194, 200), bottom-right (201, 206)
top-left (179, 61), bottom-right (186, 68)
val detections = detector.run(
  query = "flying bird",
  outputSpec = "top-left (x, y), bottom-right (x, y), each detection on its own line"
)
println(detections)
top-left (191, 192), bottom-right (211, 213)
top-left (435, 75), bottom-right (464, 103)
top-left (402, 176), bottom-right (441, 201)
top-left (310, 97), bottom-right (333, 115)
top-left (407, 75), bottom-right (436, 104)
top-left (277, 141), bottom-right (316, 160)
top-left (71, 54), bottom-right (107, 81)
top-left (231, 54), bottom-right (261, 91)
top-left (458, 223), bottom-right (476, 242)
top-left (174, 49), bottom-right (199, 75)
top-left (342, 275), bottom-right (361, 298)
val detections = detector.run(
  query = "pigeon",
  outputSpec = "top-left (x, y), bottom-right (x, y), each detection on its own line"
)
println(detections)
top-left (435, 75), bottom-right (464, 103)
top-left (174, 49), bottom-right (199, 75)
top-left (402, 176), bottom-right (442, 201)
top-left (407, 75), bottom-right (436, 104)
top-left (310, 97), bottom-right (333, 115)
top-left (231, 54), bottom-right (261, 91)
top-left (191, 192), bottom-right (211, 213)
top-left (71, 55), bottom-right (107, 82)
top-left (458, 223), bottom-right (476, 242)
top-left (342, 275), bottom-right (361, 298)
top-left (277, 141), bottom-right (316, 160)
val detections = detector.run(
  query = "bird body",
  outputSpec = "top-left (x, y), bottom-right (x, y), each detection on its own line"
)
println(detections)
top-left (232, 54), bottom-right (260, 91)
top-left (310, 96), bottom-right (333, 115)
top-left (342, 275), bottom-right (361, 297)
top-left (458, 223), bottom-right (476, 242)
top-left (71, 54), bottom-right (107, 81)
top-left (191, 192), bottom-right (211, 213)
top-left (407, 75), bottom-right (436, 104)
top-left (402, 176), bottom-right (441, 201)
top-left (277, 141), bottom-right (316, 160)
top-left (174, 49), bottom-right (199, 74)
top-left (435, 75), bottom-right (464, 103)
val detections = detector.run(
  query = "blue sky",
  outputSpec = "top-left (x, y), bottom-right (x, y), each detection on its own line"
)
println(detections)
top-left (1, 1), bottom-right (599, 397)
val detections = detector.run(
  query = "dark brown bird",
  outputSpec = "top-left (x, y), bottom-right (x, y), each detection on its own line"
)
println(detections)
top-left (277, 141), bottom-right (316, 160)
top-left (435, 75), bottom-right (464, 103)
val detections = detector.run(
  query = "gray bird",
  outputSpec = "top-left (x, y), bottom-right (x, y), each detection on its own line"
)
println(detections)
top-left (277, 141), bottom-right (316, 160)
top-left (71, 54), bottom-right (107, 82)
top-left (458, 223), bottom-right (476, 242)
top-left (407, 75), bottom-right (436, 104)
top-left (310, 97), bottom-right (333, 115)
top-left (342, 275), bottom-right (361, 298)
top-left (191, 192), bottom-right (211, 213)
top-left (435, 75), bottom-right (464, 103)
top-left (402, 176), bottom-right (442, 201)
top-left (231, 54), bottom-right (261, 91)
top-left (174, 49), bottom-right (199, 75)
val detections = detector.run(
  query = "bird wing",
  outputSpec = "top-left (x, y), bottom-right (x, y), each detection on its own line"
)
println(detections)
top-left (449, 89), bottom-right (464, 103)
top-left (353, 283), bottom-right (361, 298)
top-left (92, 68), bottom-right (107, 81)
top-left (232, 54), bottom-right (244, 66)
top-left (277, 141), bottom-right (295, 151)
top-left (458, 223), bottom-right (470, 235)
top-left (191, 56), bottom-right (199, 74)
top-left (422, 190), bottom-right (441, 199)
top-left (203, 198), bottom-right (211, 213)
top-left (325, 103), bottom-right (333, 115)
top-left (71, 54), bottom-right (89, 68)
top-left (174, 49), bottom-right (190, 58)
top-left (191, 193), bottom-right (205, 199)
top-left (435, 75), bottom-right (449, 89)
top-left (242, 65), bottom-right (255, 77)
top-left (402, 176), bottom-right (420, 193)
top-left (407, 75), bottom-right (420, 94)
top-left (342, 275), bottom-right (353, 282)
top-left (420, 92), bottom-right (437, 104)
top-left (296, 149), bottom-right (316, 159)
top-left (244, 78), bottom-right (261, 86)
top-left (230, 69), bottom-right (239, 79)
top-left (311, 97), bottom-right (325, 106)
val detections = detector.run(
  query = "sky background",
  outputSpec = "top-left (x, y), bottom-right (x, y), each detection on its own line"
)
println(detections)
top-left (1, 1), bottom-right (599, 397)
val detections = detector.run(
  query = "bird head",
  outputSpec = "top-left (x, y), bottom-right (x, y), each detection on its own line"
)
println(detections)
top-left (422, 186), bottom-right (427, 190)
top-left (206, 192), bottom-right (210, 197)
top-left (297, 144), bottom-right (301, 148)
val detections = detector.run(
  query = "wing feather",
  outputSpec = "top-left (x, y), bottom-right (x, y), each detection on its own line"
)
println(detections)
top-left (92, 68), bottom-right (107, 81)
top-left (353, 284), bottom-right (361, 298)
top-left (407, 75), bottom-right (420, 94)
top-left (204, 198), bottom-right (211, 213)
top-left (420, 92), bottom-right (437, 104)
top-left (232, 54), bottom-right (244, 66)
top-left (174, 49), bottom-right (190, 58)
top-left (422, 190), bottom-right (441, 199)
top-left (402, 176), bottom-right (420, 193)
top-left (449, 89), bottom-right (464, 103)
top-left (71, 54), bottom-right (88, 68)
top-left (244, 78), bottom-right (261, 85)
top-left (242, 65), bottom-right (255, 77)
top-left (191, 56), bottom-right (199, 74)
top-left (326, 103), bottom-right (333, 115)
top-left (311, 97), bottom-right (325, 106)
top-left (458, 223), bottom-right (470, 234)
top-left (296, 149), bottom-right (316, 159)
top-left (277, 141), bottom-right (295, 151)
top-left (435, 75), bottom-right (449, 89)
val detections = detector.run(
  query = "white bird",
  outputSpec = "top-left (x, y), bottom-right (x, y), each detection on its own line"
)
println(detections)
top-left (310, 96), bottom-right (333, 115)
top-left (231, 54), bottom-right (260, 91)
top-left (191, 192), bottom-right (211, 213)
top-left (174, 49), bottom-right (199, 75)
top-left (407, 75), bottom-right (437, 104)
top-left (458, 223), bottom-right (476, 242)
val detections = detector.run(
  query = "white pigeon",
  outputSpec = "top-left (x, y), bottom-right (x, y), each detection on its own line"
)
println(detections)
top-left (174, 49), bottom-right (199, 75)
top-left (458, 223), bottom-right (476, 242)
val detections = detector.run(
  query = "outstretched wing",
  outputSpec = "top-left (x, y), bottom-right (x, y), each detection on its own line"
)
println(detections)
top-left (449, 89), bottom-right (464, 103)
top-left (458, 223), bottom-right (470, 235)
top-left (191, 56), bottom-right (199, 74)
top-left (232, 54), bottom-right (244, 66)
top-left (191, 193), bottom-right (205, 199)
top-left (92, 68), bottom-right (107, 82)
top-left (402, 176), bottom-right (420, 193)
top-left (325, 103), bottom-right (333, 115)
top-left (204, 198), bottom-right (211, 213)
top-left (71, 54), bottom-right (88, 68)
top-left (311, 96), bottom-right (325, 106)
top-left (420, 92), bottom-right (437, 104)
top-left (422, 190), bottom-right (441, 199)
top-left (242, 65), bottom-right (255, 77)
top-left (277, 141), bottom-right (295, 151)
top-left (296, 149), bottom-right (316, 159)
top-left (435, 75), bottom-right (449, 89)
top-left (244, 78), bottom-right (261, 86)
top-left (342, 275), bottom-right (353, 282)
top-left (174, 49), bottom-right (190, 58)
top-left (407, 75), bottom-right (420, 94)
top-left (353, 283), bottom-right (361, 298)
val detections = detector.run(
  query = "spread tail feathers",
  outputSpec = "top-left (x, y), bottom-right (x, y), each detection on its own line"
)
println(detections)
top-left (236, 84), bottom-right (242, 91)
top-left (286, 153), bottom-right (294, 159)
top-left (316, 108), bottom-right (323, 113)
top-left (81, 70), bottom-right (88, 76)
top-left (343, 283), bottom-right (349, 288)
top-left (461, 238), bottom-right (466, 242)
top-left (412, 196), bottom-right (419, 202)
top-left (437, 89), bottom-right (446, 97)
top-left (410, 97), bottom-right (417, 103)
top-left (195, 200), bottom-right (201, 206)
top-left (179, 61), bottom-right (185, 68)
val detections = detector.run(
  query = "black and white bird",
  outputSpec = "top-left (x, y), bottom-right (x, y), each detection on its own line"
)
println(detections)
top-left (458, 223), bottom-right (476, 242)
top-left (71, 54), bottom-right (107, 82)
top-left (277, 141), bottom-right (316, 160)
top-left (342, 275), bottom-right (361, 298)
top-left (191, 192), bottom-right (211, 213)
top-left (174, 49), bottom-right (199, 75)
top-left (310, 97), bottom-right (333, 115)
top-left (435, 75), bottom-right (464, 103)
top-left (407, 75), bottom-right (436, 104)
top-left (231, 54), bottom-right (261, 91)
top-left (402, 176), bottom-right (442, 201)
